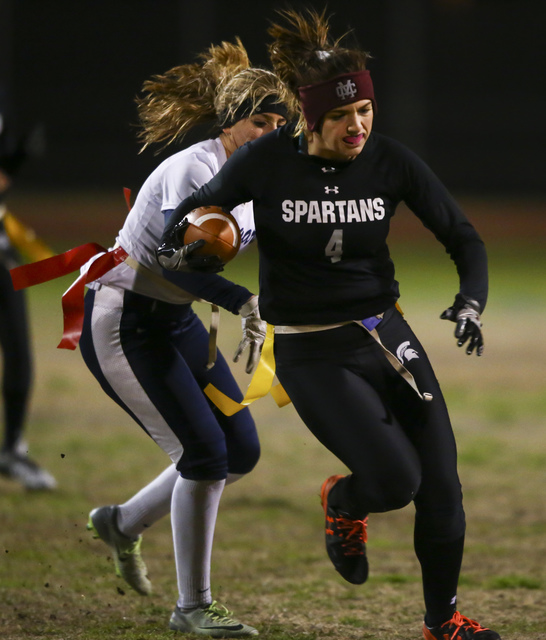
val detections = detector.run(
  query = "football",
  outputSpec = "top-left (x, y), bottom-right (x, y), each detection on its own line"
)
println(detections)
top-left (181, 206), bottom-right (241, 264)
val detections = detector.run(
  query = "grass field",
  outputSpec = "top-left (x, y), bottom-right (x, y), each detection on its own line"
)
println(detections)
top-left (1, 192), bottom-right (545, 639)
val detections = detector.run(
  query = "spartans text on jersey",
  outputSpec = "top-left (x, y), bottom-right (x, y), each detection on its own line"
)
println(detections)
top-left (281, 198), bottom-right (385, 223)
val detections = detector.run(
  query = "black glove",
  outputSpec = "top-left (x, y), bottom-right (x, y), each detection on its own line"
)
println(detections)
top-left (440, 293), bottom-right (484, 356)
top-left (156, 218), bottom-right (224, 273)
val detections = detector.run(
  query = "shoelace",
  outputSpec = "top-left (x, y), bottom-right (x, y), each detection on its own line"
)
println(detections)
top-left (203, 601), bottom-right (236, 624)
top-left (327, 515), bottom-right (368, 555)
top-left (118, 536), bottom-right (143, 559)
top-left (442, 611), bottom-right (490, 640)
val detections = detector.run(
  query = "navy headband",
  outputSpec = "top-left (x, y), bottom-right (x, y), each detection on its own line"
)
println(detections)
top-left (220, 95), bottom-right (289, 127)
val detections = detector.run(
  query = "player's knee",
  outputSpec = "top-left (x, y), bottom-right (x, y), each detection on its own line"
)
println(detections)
top-left (176, 441), bottom-right (229, 480)
top-left (375, 465), bottom-right (421, 511)
top-left (239, 437), bottom-right (261, 472)
top-left (225, 421), bottom-right (261, 474)
top-left (359, 476), bottom-right (419, 513)
top-left (383, 482), bottom-right (420, 511)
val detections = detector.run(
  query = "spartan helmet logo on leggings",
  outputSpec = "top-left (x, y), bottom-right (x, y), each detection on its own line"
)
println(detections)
top-left (396, 341), bottom-right (419, 364)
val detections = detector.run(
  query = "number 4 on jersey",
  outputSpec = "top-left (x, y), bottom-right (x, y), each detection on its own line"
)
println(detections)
top-left (325, 229), bottom-right (343, 263)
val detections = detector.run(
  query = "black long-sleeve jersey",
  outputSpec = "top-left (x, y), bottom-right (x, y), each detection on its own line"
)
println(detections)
top-left (166, 124), bottom-right (488, 326)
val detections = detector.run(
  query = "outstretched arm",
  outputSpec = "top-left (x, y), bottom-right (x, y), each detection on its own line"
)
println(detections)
top-left (401, 147), bottom-right (488, 355)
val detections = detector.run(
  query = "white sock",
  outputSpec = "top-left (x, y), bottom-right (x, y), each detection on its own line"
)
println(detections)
top-left (116, 469), bottom-right (246, 539)
top-left (117, 464), bottom-right (179, 537)
top-left (171, 476), bottom-right (225, 610)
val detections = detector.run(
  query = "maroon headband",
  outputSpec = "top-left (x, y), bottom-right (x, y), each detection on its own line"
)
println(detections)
top-left (298, 70), bottom-right (376, 131)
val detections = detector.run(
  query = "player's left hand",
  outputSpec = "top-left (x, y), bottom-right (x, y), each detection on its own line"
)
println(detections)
top-left (440, 293), bottom-right (484, 356)
top-left (234, 295), bottom-right (267, 373)
top-left (156, 219), bottom-right (224, 273)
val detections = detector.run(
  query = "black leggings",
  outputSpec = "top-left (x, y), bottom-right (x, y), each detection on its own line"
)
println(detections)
top-left (274, 306), bottom-right (465, 624)
top-left (0, 257), bottom-right (32, 451)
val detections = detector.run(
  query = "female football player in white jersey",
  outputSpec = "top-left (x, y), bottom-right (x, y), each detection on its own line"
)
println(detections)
top-left (84, 40), bottom-right (290, 637)
top-left (158, 8), bottom-right (501, 640)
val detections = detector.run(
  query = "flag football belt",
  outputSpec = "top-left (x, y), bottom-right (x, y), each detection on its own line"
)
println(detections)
top-left (204, 304), bottom-right (432, 417)
top-left (9, 242), bottom-right (220, 367)
top-left (9, 235), bottom-right (430, 414)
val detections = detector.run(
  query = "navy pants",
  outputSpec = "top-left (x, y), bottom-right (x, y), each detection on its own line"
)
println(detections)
top-left (80, 286), bottom-right (260, 480)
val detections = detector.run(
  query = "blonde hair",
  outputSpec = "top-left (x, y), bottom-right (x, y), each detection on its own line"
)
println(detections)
top-left (215, 67), bottom-right (291, 128)
top-left (268, 7), bottom-right (371, 133)
top-left (137, 38), bottom-right (290, 152)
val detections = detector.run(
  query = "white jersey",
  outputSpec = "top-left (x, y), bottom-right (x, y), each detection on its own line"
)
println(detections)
top-left (90, 137), bottom-right (255, 303)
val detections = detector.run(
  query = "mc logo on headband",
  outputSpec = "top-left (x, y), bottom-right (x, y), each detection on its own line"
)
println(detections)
top-left (299, 70), bottom-right (377, 131)
top-left (335, 79), bottom-right (358, 101)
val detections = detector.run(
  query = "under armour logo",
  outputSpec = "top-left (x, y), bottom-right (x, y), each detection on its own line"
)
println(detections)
top-left (336, 79), bottom-right (357, 101)
top-left (396, 341), bottom-right (419, 364)
top-left (324, 186), bottom-right (339, 194)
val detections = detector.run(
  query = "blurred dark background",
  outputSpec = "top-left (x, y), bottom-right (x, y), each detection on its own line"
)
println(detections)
top-left (1, 0), bottom-right (545, 196)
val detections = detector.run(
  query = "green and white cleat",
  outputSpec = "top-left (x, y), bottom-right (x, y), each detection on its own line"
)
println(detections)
top-left (86, 505), bottom-right (152, 595)
top-left (169, 601), bottom-right (259, 637)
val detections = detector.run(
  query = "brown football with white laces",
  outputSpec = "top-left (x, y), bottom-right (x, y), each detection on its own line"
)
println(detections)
top-left (182, 206), bottom-right (241, 264)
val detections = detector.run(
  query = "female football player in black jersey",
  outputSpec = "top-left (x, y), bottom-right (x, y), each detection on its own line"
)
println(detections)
top-left (0, 85), bottom-right (56, 491)
top-left (158, 8), bottom-right (500, 640)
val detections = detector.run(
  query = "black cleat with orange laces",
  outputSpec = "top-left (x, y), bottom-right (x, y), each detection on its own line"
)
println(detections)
top-left (320, 475), bottom-right (369, 584)
top-left (423, 611), bottom-right (501, 640)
